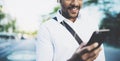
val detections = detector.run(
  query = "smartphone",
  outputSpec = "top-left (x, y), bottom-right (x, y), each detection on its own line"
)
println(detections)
top-left (86, 29), bottom-right (110, 49)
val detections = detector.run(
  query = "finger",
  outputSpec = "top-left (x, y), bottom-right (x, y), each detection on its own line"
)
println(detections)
top-left (75, 43), bottom-right (97, 59)
top-left (89, 47), bottom-right (102, 57)
top-left (86, 57), bottom-right (94, 61)
top-left (94, 47), bottom-right (102, 54)
top-left (75, 43), bottom-right (99, 61)
top-left (91, 53), bottom-right (99, 60)
top-left (81, 53), bottom-right (89, 61)
top-left (76, 43), bottom-right (88, 54)
top-left (80, 43), bottom-right (86, 48)
top-left (81, 47), bottom-right (102, 61)
top-left (86, 53), bottom-right (99, 61)
top-left (87, 42), bottom-right (98, 52)
top-left (86, 47), bottom-right (102, 61)
top-left (81, 48), bottom-right (100, 61)
top-left (76, 42), bottom-right (97, 54)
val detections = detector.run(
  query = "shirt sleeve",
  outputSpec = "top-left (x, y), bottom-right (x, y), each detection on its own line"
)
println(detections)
top-left (36, 24), bottom-right (54, 61)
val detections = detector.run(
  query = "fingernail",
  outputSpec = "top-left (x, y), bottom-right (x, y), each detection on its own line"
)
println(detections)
top-left (94, 42), bottom-right (98, 46)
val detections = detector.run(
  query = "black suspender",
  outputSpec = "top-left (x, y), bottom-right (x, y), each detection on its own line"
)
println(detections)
top-left (53, 17), bottom-right (83, 45)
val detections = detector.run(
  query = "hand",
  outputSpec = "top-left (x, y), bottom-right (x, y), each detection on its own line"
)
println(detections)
top-left (68, 42), bottom-right (102, 61)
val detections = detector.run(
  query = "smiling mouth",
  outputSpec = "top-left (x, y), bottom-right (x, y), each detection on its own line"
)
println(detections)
top-left (71, 7), bottom-right (79, 13)
top-left (68, 6), bottom-right (80, 13)
top-left (68, 5), bottom-right (80, 10)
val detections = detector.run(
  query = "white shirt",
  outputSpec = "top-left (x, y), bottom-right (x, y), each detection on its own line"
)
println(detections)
top-left (36, 10), bottom-right (105, 61)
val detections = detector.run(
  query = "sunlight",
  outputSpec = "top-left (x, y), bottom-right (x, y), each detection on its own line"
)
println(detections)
top-left (4, 0), bottom-right (58, 32)
top-left (3, 0), bottom-right (120, 32)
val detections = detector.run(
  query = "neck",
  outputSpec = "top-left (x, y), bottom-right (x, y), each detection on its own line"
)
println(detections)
top-left (69, 18), bottom-right (76, 22)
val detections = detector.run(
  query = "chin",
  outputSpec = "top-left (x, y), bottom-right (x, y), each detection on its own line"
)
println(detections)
top-left (70, 14), bottom-right (78, 18)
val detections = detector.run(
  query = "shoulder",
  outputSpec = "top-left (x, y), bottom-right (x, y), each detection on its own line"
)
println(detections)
top-left (39, 18), bottom-right (60, 30)
top-left (42, 18), bottom-right (58, 26)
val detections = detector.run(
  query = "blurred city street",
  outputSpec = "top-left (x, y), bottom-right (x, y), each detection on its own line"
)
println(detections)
top-left (0, 40), bottom-right (120, 61)
top-left (0, 0), bottom-right (120, 61)
top-left (0, 39), bottom-right (36, 61)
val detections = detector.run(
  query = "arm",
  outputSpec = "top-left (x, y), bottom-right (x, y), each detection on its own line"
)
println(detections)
top-left (36, 24), bottom-right (54, 61)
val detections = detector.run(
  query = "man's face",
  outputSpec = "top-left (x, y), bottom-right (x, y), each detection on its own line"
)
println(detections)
top-left (60, 0), bottom-right (82, 19)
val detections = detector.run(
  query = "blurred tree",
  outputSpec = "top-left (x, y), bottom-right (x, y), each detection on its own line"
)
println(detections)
top-left (100, 12), bottom-right (120, 46)
top-left (0, 5), bottom-right (5, 32)
top-left (0, 5), bottom-right (5, 22)
top-left (41, 5), bottom-right (60, 23)
top-left (0, 5), bottom-right (17, 33)
top-left (4, 19), bottom-right (16, 32)
top-left (50, 6), bottom-right (60, 15)
top-left (84, 0), bottom-right (120, 47)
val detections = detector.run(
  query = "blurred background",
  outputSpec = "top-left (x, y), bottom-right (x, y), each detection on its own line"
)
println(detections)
top-left (0, 0), bottom-right (120, 61)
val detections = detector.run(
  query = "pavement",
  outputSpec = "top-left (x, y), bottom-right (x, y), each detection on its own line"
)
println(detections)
top-left (0, 39), bottom-right (36, 61)
top-left (0, 39), bottom-right (120, 61)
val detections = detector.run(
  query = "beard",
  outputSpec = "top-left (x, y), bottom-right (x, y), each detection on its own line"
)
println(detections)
top-left (61, 5), bottom-right (81, 19)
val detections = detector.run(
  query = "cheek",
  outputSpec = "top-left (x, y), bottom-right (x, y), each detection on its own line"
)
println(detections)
top-left (61, 2), bottom-right (70, 11)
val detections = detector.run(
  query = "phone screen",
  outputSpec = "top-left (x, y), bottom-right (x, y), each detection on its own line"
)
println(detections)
top-left (86, 29), bottom-right (110, 48)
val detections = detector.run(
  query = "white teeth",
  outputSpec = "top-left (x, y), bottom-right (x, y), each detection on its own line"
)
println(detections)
top-left (72, 8), bottom-right (77, 10)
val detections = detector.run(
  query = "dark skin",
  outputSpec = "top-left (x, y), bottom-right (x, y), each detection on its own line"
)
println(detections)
top-left (60, 0), bottom-right (82, 22)
top-left (59, 0), bottom-right (102, 61)
top-left (68, 43), bottom-right (101, 61)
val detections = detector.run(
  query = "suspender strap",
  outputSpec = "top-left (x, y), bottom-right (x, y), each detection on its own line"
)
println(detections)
top-left (53, 17), bottom-right (83, 45)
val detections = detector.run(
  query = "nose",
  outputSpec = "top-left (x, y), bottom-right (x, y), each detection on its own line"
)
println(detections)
top-left (71, 0), bottom-right (79, 6)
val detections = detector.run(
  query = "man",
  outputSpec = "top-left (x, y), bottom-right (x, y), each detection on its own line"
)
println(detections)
top-left (36, 0), bottom-right (105, 61)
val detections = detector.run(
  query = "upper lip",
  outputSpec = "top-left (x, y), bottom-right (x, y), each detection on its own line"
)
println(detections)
top-left (68, 6), bottom-right (80, 10)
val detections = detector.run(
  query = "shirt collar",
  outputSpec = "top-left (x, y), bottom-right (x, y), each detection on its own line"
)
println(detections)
top-left (55, 10), bottom-right (65, 23)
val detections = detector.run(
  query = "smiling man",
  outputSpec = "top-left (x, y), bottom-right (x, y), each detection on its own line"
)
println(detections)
top-left (36, 0), bottom-right (105, 61)
top-left (60, 0), bottom-right (82, 22)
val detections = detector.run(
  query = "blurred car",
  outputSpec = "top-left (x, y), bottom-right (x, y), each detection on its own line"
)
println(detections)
top-left (0, 32), bottom-right (36, 61)
top-left (0, 32), bottom-right (18, 43)
top-left (0, 32), bottom-right (19, 61)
